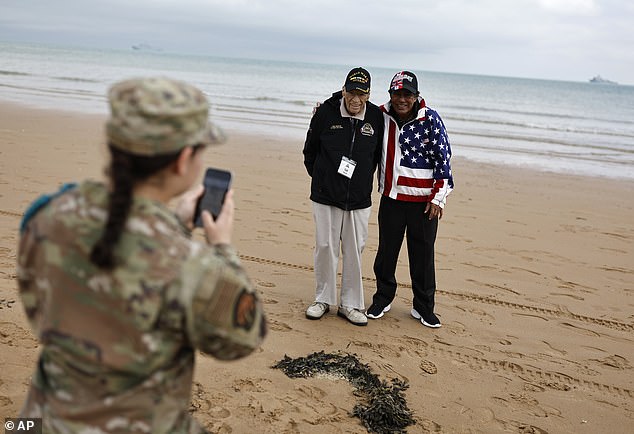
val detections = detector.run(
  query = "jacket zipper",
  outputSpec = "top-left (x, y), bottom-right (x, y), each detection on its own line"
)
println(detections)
top-left (344, 119), bottom-right (357, 211)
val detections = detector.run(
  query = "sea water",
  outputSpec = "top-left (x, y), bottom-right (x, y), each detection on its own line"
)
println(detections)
top-left (1, 41), bottom-right (633, 180)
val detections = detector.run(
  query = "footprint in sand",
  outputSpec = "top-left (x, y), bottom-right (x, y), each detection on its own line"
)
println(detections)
top-left (289, 300), bottom-right (309, 312)
top-left (513, 423), bottom-right (548, 433)
top-left (417, 418), bottom-right (442, 432)
top-left (400, 335), bottom-right (429, 349)
top-left (442, 320), bottom-right (468, 337)
top-left (256, 280), bottom-right (276, 289)
top-left (262, 297), bottom-right (278, 305)
top-left (284, 387), bottom-right (339, 418)
top-left (232, 377), bottom-right (269, 393)
top-left (189, 396), bottom-right (211, 413)
top-left (473, 345), bottom-right (491, 354)
top-left (0, 299), bottom-right (16, 309)
top-left (420, 359), bottom-right (437, 374)
top-left (267, 319), bottom-right (292, 332)
top-left (455, 304), bottom-right (494, 321)
top-left (0, 322), bottom-right (39, 348)
top-left (0, 246), bottom-right (16, 257)
top-left (509, 392), bottom-right (539, 407)
top-left (190, 382), bottom-right (232, 416)
top-left (272, 310), bottom-right (295, 320)
top-left (0, 270), bottom-right (17, 280)
top-left (574, 364), bottom-right (600, 377)
top-left (296, 384), bottom-right (326, 400)
top-left (208, 406), bottom-right (231, 419)
top-left (347, 340), bottom-right (401, 358)
top-left (372, 361), bottom-right (409, 384)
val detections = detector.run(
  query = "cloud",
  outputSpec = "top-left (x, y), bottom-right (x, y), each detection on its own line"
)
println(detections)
top-left (0, 0), bottom-right (632, 83)
top-left (537, 0), bottom-right (597, 14)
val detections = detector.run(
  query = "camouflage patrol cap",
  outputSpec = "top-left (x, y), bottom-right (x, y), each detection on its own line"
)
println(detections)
top-left (106, 77), bottom-right (225, 156)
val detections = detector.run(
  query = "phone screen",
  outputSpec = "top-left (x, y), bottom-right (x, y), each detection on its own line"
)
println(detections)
top-left (194, 167), bottom-right (233, 227)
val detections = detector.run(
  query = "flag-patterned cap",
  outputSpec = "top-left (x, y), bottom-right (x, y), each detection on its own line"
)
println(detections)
top-left (106, 77), bottom-right (225, 156)
top-left (389, 71), bottom-right (418, 94)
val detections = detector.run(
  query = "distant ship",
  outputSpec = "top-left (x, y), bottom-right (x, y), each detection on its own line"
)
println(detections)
top-left (131, 43), bottom-right (163, 52)
top-left (589, 75), bottom-right (617, 85)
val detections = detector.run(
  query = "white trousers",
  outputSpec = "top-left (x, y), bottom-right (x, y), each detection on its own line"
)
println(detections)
top-left (312, 201), bottom-right (371, 310)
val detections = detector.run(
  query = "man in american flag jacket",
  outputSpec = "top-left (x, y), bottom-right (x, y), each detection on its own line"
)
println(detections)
top-left (366, 71), bottom-right (454, 328)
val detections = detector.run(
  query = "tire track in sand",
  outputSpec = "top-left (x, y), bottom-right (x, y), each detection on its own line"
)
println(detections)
top-left (239, 255), bottom-right (634, 333)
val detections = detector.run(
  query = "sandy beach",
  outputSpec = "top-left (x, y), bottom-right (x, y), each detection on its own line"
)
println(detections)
top-left (1, 102), bottom-right (633, 433)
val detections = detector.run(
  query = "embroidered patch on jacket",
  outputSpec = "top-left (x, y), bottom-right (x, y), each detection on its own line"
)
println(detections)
top-left (233, 288), bottom-right (256, 331)
top-left (330, 124), bottom-right (343, 130)
top-left (360, 123), bottom-right (375, 136)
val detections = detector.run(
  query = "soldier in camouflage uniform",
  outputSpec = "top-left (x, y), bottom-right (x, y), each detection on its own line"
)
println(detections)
top-left (17, 77), bottom-right (267, 433)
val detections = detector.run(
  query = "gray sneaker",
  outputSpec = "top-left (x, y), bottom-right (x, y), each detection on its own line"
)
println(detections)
top-left (306, 302), bottom-right (329, 319)
top-left (337, 306), bottom-right (368, 326)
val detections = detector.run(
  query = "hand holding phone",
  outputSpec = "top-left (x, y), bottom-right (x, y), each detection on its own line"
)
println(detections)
top-left (194, 167), bottom-right (233, 227)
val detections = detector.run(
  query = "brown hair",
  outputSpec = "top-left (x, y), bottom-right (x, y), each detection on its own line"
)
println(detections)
top-left (90, 144), bottom-right (204, 269)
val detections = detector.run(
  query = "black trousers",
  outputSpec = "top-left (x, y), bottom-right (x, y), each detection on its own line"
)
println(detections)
top-left (372, 196), bottom-right (438, 316)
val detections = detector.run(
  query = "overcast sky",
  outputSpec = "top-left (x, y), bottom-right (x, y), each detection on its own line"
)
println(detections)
top-left (1, 0), bottom-right (632, 84)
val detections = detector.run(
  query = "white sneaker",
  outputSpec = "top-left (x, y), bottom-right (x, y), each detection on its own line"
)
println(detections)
top-left (306, 302), bottom-right (329, 319)
top-left (337, 306), bottom-right (368, 326)
top-left (411, 308), bottom-right (441, 328)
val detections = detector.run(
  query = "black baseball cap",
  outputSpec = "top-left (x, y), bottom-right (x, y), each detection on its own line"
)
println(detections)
top-left (389, 70), bottom-right (418, 94)
top-left (344, 67), bottom-right (371, 94)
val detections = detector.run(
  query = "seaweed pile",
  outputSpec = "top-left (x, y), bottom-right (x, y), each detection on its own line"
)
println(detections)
top-left (272, 351), bottom-right (415, 433)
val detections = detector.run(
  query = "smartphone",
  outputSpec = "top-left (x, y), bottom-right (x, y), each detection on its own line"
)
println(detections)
top-left (194, 167), bottom-right (233, 227)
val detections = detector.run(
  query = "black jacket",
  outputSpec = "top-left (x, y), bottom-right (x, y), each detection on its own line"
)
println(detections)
top-left (303, 91), bottom-right (384, 210)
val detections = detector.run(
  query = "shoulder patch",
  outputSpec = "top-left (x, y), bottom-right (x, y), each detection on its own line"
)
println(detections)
top-left (233, 288), bottom-right (256, 331)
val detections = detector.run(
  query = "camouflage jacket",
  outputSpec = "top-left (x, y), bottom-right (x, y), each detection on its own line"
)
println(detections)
top-left (17, 181), bottom-right (267, 433)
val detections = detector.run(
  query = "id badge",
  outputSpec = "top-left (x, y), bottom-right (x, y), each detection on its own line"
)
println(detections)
top-left (338, 156), bottom-right (357, 179)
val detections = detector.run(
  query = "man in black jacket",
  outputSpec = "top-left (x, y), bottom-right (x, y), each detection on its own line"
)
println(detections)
top-left (302, 67), bottom-right (384, 326)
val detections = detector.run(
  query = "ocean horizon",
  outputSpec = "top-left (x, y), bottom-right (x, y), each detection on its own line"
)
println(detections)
top-left (2, 41), bottom-right (633, 180)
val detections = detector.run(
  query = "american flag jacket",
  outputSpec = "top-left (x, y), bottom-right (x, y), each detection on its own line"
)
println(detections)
top-left (377, 98), bottom-right (454, 207)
